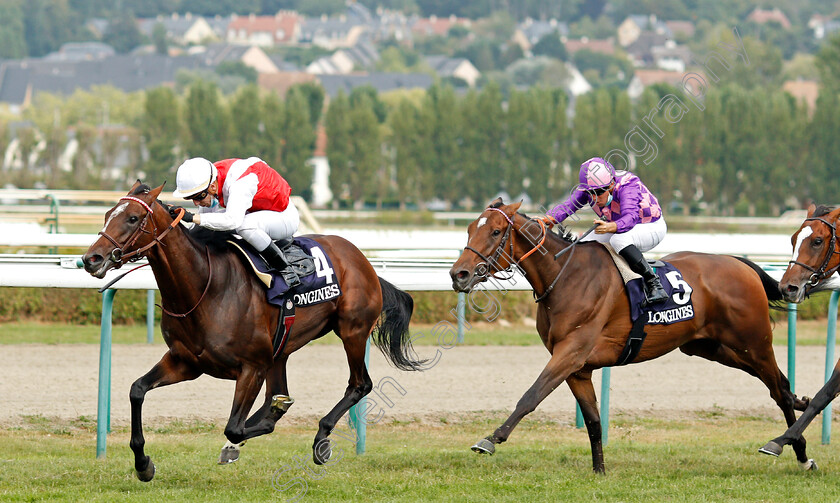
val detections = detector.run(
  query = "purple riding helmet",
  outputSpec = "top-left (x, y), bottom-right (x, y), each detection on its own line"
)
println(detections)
top-left (578, 157), bottom-right (615, 192)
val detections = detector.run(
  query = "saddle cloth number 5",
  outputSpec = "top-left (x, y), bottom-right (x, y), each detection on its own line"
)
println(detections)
top-left (664, 270), bottom-right (693, 305)
top-left (310, 246), bottom-right (335, 284)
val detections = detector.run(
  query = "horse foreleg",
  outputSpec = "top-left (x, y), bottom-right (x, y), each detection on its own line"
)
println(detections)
top-left (473, 342), bottom-right (585, 456)
top-left (219, 366), bottom-right (266, 464)
top-left (129, 352), bottom-right (200, 482)
top-left (567, 372), bottom-right (605, 473)
top-left (312, 331), bottom-right (373, 465)
top-left (761, 368), bottom-right (840, 462)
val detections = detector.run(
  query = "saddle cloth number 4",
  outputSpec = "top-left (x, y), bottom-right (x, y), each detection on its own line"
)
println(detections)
top-left (664, 270), bottom-right (692, 305)
top-left (310, 246), bottom-right (335, 284)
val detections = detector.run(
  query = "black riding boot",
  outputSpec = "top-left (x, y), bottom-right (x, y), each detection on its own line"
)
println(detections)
top-left (261, 242), bottom-right (301, 288)
top-left (619, 244), bottom-right (668, 305)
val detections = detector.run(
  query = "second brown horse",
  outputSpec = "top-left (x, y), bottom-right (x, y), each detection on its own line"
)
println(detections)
top-left (450, 199), bottom-right (813, 472)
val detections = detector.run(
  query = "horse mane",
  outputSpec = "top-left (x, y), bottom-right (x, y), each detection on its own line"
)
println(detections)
top-left (515, 211), bottom-right (576, 245)
top-left (813, 205), bottom-right (836, 218)
top-left (131, 183), bottom-right (152, 195)
top-left (186, 225), bottom-right (237, 254)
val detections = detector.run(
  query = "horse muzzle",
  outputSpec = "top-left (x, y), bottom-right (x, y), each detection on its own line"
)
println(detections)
top-left (82, 250), bottom-right (116, 279)
top-left (450, 263), bottom-right (488, 293)
top-left (780, 280), bottom-right (807, 304)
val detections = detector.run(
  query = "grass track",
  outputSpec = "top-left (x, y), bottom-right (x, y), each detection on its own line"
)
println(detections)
top-left (2, 414), bottom-right (840, 502)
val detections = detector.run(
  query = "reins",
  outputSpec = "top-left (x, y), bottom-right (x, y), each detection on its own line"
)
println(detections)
top-left (99, 195), bottom-right (213, 318)
top-left (461, 207), bottom-right (580, 303)
top-left (789, 216), bottom-right (840, 287)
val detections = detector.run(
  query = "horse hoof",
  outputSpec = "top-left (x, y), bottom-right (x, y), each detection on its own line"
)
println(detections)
top-left (758, 441), bottom-right (783, 457)
top-left (218, 441), bottom-right (243, 464)
top-left (471, 438), bottom-right (495, 455)
top-left (800, 459), bottom-right (818, 471)
top-left (795, 396), bottom-right (811, 411)
top-left (136, 459), bottom-right (156, 482)
top-left (313, 439), bottom-right (332, 465)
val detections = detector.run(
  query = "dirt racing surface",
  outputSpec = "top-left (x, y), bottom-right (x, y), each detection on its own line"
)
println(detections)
top-left (0, 342), bottom-right (830, 427)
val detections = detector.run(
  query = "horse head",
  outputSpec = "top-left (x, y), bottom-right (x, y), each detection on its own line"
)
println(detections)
top-left (781, 204), bottom-right (840, 303)
top-left (83, 181), bottom-right (170, 278)
top-left (450, 198), bottom-right (523, 292)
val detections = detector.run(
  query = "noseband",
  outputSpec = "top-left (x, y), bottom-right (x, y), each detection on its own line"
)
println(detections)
top-left (98, 196), bottom-right (183, 267)
top-left (789, 217), bottom-right (840, 286)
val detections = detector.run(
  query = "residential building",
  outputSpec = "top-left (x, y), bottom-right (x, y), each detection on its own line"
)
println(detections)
top-left (307, 40), bottom-right (380, 74)
top-left (226, 12), bottom-right (302, 46)
top-left (195, 43), bottom-right (281, 74)
top-left (564, 37), bottom-right (616, 56)
top-left (44, 42), bottom-right (115, 61)
top-left (627, 68), bottom-right (686, 99)
top-left (617, 15), bottom-right (670, 47)
top-left (138, 13), bottom-right (219, 45)
top-left (316, 72), bottom-right (433, 98)
top-left (425, 56), bottom-right (480, 87)
top-left (783, 80), bottom-right (819, 114)
top-left (746, 7), bottom-right (791, 29)
top-left (411, 14), bottom-right (471, 37)
top-left (512, 18), bottom-right (569, 53)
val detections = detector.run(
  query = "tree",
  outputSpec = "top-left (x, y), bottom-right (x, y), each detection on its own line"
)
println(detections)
top-left (21, 0), bottom-right (80, 57)
top-left (289, 82), bottom-right (325, 129)
top-left (152, 22), bottom-right (168, 55)
top-left (103, 11), bottom-right (145, 54)
top-left (817, 33), bottom-right (840, 95)
top-left (532, 32), bottom-right (568, 61)
top-left (388, 99), bottom-right (423, 209)
top-left (0, 1), bottom-right (27, 58)
top-left (325, 91), bottom-right (352, 208)
top-left (228, 84), bottom-right (263, 158)
top-left (142, 87), bottom-right (180, 184)
top-left (260, 92), bottom-right (285, 169)
top-left (346, 94), bottom-right (381, 206)
top-left (280, 88), bottom-right (315, 200)
top-left (183, 81), bottom-right (230, 161)
top-left (216, 61), bottom-right (258, 84)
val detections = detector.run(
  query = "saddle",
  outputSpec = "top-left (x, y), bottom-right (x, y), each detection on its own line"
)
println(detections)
top-left (601, 243), bottom-right (695, 366)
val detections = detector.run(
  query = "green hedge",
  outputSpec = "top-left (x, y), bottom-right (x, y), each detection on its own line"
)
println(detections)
top-left (0, 288), bottom-right (834, 326)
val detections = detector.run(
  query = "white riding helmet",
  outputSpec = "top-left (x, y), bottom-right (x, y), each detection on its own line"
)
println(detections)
top-left (173, 158), bottom-right (217, 198)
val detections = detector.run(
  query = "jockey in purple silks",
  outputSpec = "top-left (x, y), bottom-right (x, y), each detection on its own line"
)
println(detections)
top-left (547, 157), bottom-right (668, 304)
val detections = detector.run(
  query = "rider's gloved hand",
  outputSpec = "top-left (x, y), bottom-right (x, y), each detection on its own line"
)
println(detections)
top-left (166, 205), bottom-right (194, 223)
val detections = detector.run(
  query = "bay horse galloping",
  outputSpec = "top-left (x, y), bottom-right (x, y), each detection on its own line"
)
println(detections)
top-left (449, 199), bottom-right (814, 472)
top-left (82, 182), bottom-right (424, 481)
top-left (760, 204), bottom-right (840, 459)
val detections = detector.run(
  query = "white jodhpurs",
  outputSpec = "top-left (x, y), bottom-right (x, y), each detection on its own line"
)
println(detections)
top-left (237, 201), bottom-right (300, 251)
top-left (580, 217), bottom-right (667, 253)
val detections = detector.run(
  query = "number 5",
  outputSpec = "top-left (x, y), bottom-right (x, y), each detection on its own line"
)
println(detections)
top-left (665, 270), bottom-right (692, 305)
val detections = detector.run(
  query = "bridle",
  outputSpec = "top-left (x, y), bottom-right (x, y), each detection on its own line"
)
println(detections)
top-left (97, 196), bottom-right (183, 266)
top-left (97, 195), bottom-right (212, 318)
top-left (789, 217), bottom-right (840, 287)
top-left (462, 207), bottom-right (564, 302)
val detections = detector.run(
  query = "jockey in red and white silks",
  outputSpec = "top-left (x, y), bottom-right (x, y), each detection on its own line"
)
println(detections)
top-left (172, 156), bottom-right (301, 285)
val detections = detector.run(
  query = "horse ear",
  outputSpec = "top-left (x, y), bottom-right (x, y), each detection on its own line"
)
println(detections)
top-left (490, 197), bottom-right (504, 208)
top-left (128, 180), bottom-right (142, 194)
top-left (148, 183), bottom-right (165, 200)
top-left (806, 204), bottom-right (817, 218)
top-left (505, 201), bottom-right (522, 216)
top-left (828, 206), bottom-right (840, 222)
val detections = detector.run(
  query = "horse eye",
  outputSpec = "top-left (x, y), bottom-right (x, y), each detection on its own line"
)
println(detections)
top-left (128, 215), bottom-right (139, 224)
top-left (813, 237), bottom-right (824, 247)
top-left (492, 229), bottom-right (501, 237)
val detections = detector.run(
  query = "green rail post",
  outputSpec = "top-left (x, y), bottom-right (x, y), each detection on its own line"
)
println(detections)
top-left (348, 338), bottom-right (370, 455)
top-left (575, 402), bottom-right (584, 428)
top-left (788, 303), bottom-right (797, 393)
top-left (601, 367), bottom-right (611, 445)
top-left (456, 292), bottom-right (466, 344)
top-left (822, 291), bottom-right (839, 445)
top-left (96, 289), bottom-right (116, 459)
top-left (146, 290), bottom-right (155, 344)
top-left (45, 194), bottom-right (59, 255)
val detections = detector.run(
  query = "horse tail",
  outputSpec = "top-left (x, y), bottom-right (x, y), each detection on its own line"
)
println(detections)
top-left (731, 256), bottom-right (789, 312)
top-left (371, 277), bottom-right (427, 371)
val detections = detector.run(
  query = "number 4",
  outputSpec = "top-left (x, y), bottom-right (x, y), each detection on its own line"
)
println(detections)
top-left (664, 270), bottom-right (692, 305)
top-left (310, 246), bottom-right (334, 284)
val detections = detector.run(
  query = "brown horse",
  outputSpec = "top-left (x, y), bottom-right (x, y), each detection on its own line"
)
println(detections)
top-left (449, 199), bottom-right (814, 472)
top-left (760, 204), bottom-right (840, 459)
top-left (82, 182), bottom-right (424, 481)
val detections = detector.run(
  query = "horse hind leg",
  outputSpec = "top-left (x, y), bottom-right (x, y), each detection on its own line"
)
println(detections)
top-left (681, 339), bottom-right (814, 469)
top-left (219, 366), bottom-right (266, 465)
top-left (312, 324), bottom-right (373, 465)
